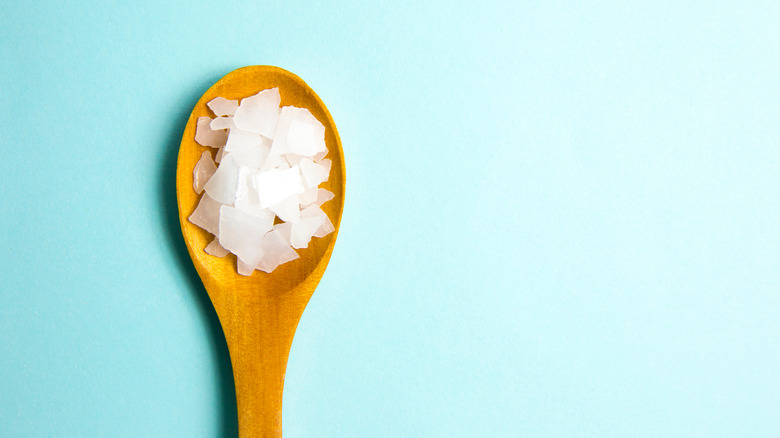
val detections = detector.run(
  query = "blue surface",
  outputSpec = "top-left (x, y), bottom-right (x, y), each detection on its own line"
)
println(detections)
top-left (2, 1), bottom-right (780, 436)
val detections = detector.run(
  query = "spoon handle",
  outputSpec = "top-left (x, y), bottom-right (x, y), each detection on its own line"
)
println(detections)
top-left (217, 287), bottom-right (311, 437)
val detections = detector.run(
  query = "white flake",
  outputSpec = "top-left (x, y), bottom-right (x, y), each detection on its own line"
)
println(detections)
top-left (270, 195), bottom-right (300, 223)
top-left (261, 154), bottom-right (291, 170)
top-left (270, 106), bottom-right (322, 157)
top-left (285, 153), bottom-right (305, 167)
top-left (274, 222), bottom-right (293, 243)
top-left (235, 167), bottom-right (276, 224)
top-left (256, 230), bottom-right (299, 273)
top-left (218, 205), bottom-right (271, 268)
top-left (224, 128), bottom-right (267, 153)
top-left (188, 193), bottom-right (222, 236)
top-left (233, 88), bottom-right (281, 137)
top-left (298, 185), bottom-right (319, 206)
top-left (298, 158), bottom-right (330, 188)
top-left (224, 145), bottom-right (268, 170)
top-left (234, 166), bottom-right (256, 207)
top-left (203, 154), bottom-right (239, 204)
top-left (287, 120), bottom-right (326, 157)
top-left (290, 214), bottom-right (325, 249)
top-left (254, 165), bottom-right (304, 208)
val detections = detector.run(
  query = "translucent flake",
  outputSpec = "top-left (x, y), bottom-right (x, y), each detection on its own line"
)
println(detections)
top-left (318, 158), bottom-right (332, 176)
top-left (234, 166), bottom-right (256, 207)
top-left (233, 88), bottom-right (281, 138)
top-left (278, 246), bottom-right (300, 265)
top-left (268, 134), bottom-right (290, 158)
top-left (204, 237), bottom-right (229, 257)
top-left (317, 188), bottom-right (335, 205)
top-left (287, 120), bottom-right (326, 157)
top-left (207, 97), bottom-right (238, 117)
top-left (254, 165), bottom-right (304, 208)
top-left (313, 149), bottom-right (328, 161)
top-left (195, 117), bottom-right (227, 148)
top-left (309, 188), bottom-right (335, 207)
top-left (298, 158), bottom-right (330, 188)
top-left (203, 154), bottom-right (239, 204)
top-left (224, 128), bottom-right (267, 153)
top-left (215, 146), bottom-right (224, 163)
top-left (218, 205), bottom-right (271, 268)
top-left (290, 214), bottom-right (325, 249)
top-left (300, 204), bottom-right (325, 219)
top-left (313, 213), bottom-right (335, 238)
top-left (237, 259), bottom-right (256, 276)
top-left (270, 195), bottom-right (300, 223)
top-left (273, 222), bottom-right (293, 243)
top-left (298, 187), bottom-right (333, 208)
top-left (261, 154), bottom-right (290, 170)
top-left (300, 204), bottom-right (334, 238)
top-left (285, 153), bottom-right (305, 167)
top-left (256, 230), bottom-right (299, 273)
top-left (270, 106), bottom-right (323, 158)
top-left (188, 193), bottom-right (222, 236)
top-left (238, 203), bottom-right (274, 224)
top-left (210, 116), bottom-right (235, 130)
top-left (193, 151), bottom-right (217, 194)
top-left (299, 107), bottom-right (321, 125)
top-left (298, 185), bottom-right (319, 206)
top-left (224, 144), bottom-right (268, 170)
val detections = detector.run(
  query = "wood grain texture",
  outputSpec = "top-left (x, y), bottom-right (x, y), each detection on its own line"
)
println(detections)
top-left (176, 66), bottom-right (345, 438)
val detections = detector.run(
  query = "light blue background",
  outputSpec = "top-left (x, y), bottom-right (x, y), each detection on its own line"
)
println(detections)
top-left (2, 1), bottom-right (780, 436)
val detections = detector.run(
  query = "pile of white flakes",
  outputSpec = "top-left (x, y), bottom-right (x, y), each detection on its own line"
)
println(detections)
top-left (189, 87), bottom-right (335, 275)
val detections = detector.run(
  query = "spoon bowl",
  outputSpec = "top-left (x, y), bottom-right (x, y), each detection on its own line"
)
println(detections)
top-left (176, 65), bottom-right (345, 437)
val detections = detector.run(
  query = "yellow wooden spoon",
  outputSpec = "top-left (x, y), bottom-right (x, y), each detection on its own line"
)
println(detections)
top-left (176, 65), bottom-right (345, 437)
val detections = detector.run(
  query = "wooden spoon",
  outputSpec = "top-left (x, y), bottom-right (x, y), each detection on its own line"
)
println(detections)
top-left (176, 65), bottom-right (345, 437)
